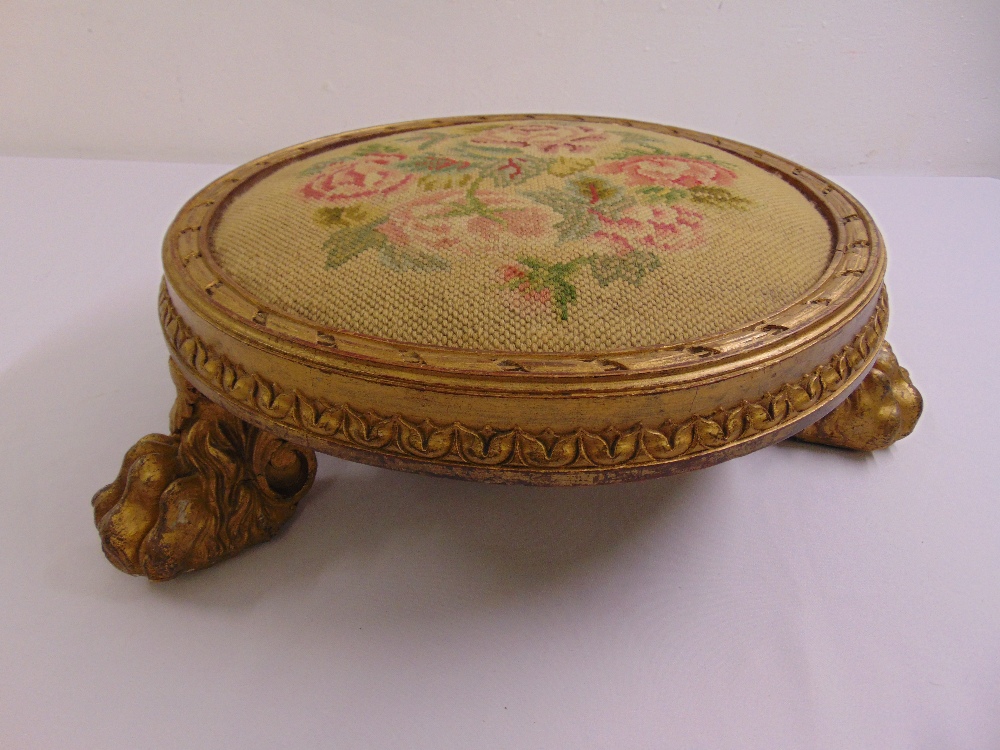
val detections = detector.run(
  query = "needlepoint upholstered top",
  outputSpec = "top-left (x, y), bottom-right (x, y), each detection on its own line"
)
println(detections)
top-left (213, 120), bottom-right (831, 351)
top-left (92, 115), bottom-right (923, 580)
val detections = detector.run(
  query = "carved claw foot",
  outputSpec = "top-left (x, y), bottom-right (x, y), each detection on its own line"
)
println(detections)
top-left (795, 341), bottom-right (923, 451)
top-left (92, 361), bottom-right (317, 580)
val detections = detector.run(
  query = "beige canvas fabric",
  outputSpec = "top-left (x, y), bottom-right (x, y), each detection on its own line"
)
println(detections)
top-left (211, 119), bottom-right (832, 352)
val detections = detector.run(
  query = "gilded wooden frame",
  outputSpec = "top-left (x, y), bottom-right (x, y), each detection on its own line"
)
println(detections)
top-left (92, 115), bottom-right (922, 578)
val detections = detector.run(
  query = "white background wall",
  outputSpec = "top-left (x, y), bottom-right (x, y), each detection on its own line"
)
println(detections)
top-left (2, 1), bottom-right (998, 173)
top-left (2, 5), bottom-right (999, 747)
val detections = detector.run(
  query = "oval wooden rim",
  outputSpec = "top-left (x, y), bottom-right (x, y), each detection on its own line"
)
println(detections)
top-left (162, 114), bottom-right (885, 392)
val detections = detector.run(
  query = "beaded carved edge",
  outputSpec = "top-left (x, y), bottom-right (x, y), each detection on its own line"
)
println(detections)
top-left (164, 114), bottom-right (884, 378)
top-left (161, 285), bottom-right (887, 472)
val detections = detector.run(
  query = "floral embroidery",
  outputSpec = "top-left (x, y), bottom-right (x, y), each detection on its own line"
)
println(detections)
top-left (596, 154), bottom-right (736, 189)
top-left (501, 257), bottom-right (587, 321)
top-left (592, 204), bottom-right (703, 256)
top-left (379, 185), bottom-right (558, 256)
top-left (469, 123), bottom-right (608, 154)
top-left (296, 121), bottom-right (752, 320)
top-left (301, 153), bottom-right (412, 203)
top-left (501, 251), bottom-right (663, 321)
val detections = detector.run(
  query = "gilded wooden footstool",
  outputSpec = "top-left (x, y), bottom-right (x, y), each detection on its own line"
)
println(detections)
top-left (93, 115), bottom-right (922, 580)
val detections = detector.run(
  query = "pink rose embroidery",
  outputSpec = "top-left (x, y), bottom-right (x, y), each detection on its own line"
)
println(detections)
top-left (467, 190), bottom-right (559, 242)
top-left (593, 204), bottom-right (704, 256)
top-left (470, 124), bottom-right (608, 154)
top-left (498, 264), bottom-right (555, 315)
top-left (377, 190), bottom-right (465, 253)
top-left (301, 153), bottom-right (413, 203)
top-left (380, 190), bottom-right (557, 255)
top-left (596, 155), bottom-right (736, 188)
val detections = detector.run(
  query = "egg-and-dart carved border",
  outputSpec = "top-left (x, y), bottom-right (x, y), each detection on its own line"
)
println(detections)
top-left (160, 286), bottom-right (888, 472)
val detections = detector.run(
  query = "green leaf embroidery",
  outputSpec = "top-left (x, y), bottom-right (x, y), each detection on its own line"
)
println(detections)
top-left (635, 186), bottom-right (689, 206)
top-left (674, 151), bottom-right (739, 169)
top-left (509, 256), bottom-right (589, 321)
top-left (379, 244), bottom-right (450, 272)
top-left (686, 185), bottom-right (752, 209)
top-left (528, 176), bottom-right (635, 243)
top-left (604, 131), bottom-right (739, 169)
top-left (416, 172), bottom-right (477, 191)
top-left (323, 223), bottom-right (390, 269)
top-left (615, 130), bottom-right (670, 148)
top-left (603, 145), bottom-right (669, 160)
top-left (350, 141), bottom-right (395, 157)
top-left (507, 250), bottom-right (665, 320)
top-left (396, 131), bottom-right (456, 151)
top-left (588, 251), bottom-right (661, 286)
top-left (527, 192), bottom-right (601, 243)
top-left (438, 178), bottom-right (525, 226)
top-left (457, 123), bottom-right (507, 135)
top-left (323, 221), bottom-right (449, 273)
top-left (449, 143), bottom-right (525, 171)
top-left (395, 152), bottom-right (474, 174)
top-left (314, 204), bottom-right (385, 228)
top-left (547, 156), bottom-right (595, 177)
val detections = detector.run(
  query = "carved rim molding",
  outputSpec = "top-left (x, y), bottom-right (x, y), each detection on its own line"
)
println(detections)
top-left (160, 284), bottom-right (888, 482)
top-left (162, 114), bottom-right (886, 382)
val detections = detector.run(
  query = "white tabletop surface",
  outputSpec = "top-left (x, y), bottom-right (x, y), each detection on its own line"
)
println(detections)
top-left (1, 157), bottom-right (997, 749)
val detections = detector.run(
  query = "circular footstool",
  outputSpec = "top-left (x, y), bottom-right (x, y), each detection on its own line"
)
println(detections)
top-left (92, 115), bottom-right (922, 580)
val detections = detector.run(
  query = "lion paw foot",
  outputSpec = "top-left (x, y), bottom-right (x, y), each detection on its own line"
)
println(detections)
top-left (795, 341), bottom-right (922, 451)
top-left (92, 366), bottom-right (316, 580)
